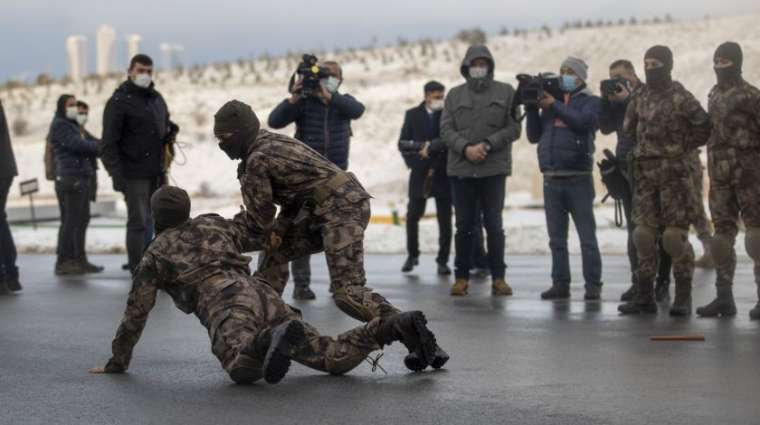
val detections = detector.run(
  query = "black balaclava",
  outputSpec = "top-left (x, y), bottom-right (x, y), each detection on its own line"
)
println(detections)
top-left (150, 186), bottom-right (191, 234)
top-left (213, 100), bottom-right (261, 160)
top-left (714, 42), bottom-right (743, 86)
top-left (644, 45), bottom-right (673, 90)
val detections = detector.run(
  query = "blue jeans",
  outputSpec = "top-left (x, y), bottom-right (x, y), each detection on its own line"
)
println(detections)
top-left (543, 175), bottom-right (602, 289)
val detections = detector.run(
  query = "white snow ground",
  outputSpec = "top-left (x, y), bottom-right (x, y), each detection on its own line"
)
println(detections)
top-left (3, 13), bottom-right (758, 255)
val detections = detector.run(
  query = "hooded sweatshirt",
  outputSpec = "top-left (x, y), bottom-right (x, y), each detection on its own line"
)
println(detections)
top-left (441, 45), bottom-right (521, 178)
top-left (49, 95), bottom-right (98, 178)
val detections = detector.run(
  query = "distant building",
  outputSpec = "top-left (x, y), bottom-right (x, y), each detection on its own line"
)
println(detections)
top-left (160, 43), bottom-right (185, 71)
top-left (65, 35), bottom-right (88, 82)
top-left (126, 34), bottom-right (142, 65)
top-left (96, 24), bottom-right (117, 76)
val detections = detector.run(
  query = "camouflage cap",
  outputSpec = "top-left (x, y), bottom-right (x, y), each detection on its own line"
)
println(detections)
top-left (151, 186), bottom-right (191, 233)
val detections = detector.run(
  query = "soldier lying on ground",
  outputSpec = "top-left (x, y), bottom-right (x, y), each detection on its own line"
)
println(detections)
top-left (213, 99), bottom-right (449, 370)
top-left (88, 186), bottom-right (444, 384)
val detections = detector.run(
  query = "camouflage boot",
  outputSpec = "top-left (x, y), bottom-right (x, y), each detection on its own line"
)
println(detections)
top-left (492, 279), bottom-right (513, 296)
top-left (618, 278), bottom-right (657, 315)
top-left (261, 320), bottom-right (307, 384)
top-left (669, 278), bottom-right (692, 316)
top-left (376, 311), bottom-right (439, 372)
top-left (696, 287), bottom-right (737, 317)
top-left (450, 278), bottom-right (469, 296)
top-left (55, 259), bottom-right (86, 276)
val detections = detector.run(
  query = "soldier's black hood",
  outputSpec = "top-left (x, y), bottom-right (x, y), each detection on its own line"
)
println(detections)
top-left (460, 45), bottom-right (495, 92)
top-left (151, 186), bottom-right (191, 234)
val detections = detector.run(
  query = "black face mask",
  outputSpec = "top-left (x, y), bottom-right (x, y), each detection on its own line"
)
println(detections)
top-left (217, 133), bottom-right (248, 160)
top-left (714, 65), bottom-right (741, 86)
top-left (645, 67), bottom-right (672, 90)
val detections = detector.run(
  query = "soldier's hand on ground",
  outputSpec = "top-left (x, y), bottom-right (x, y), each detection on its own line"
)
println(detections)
top-left (540, 93), bottom-right (556, 109)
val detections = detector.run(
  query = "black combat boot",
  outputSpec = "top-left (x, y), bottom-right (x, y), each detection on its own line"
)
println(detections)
top-left (293, 286), bottom-right (316, 300)
top-left (0, 278), bottom-right (9, 296)
top-left (654, 278), bottom-right (671, 303)
top-left (376, 311), bottom-right (439, 372)
top-left (750, 303), bottom-right (760, 320)
top-left (620, 284), bottom-right (636, 302)
top-left (541, 284), bottom-right (570, 300)
top-left (261, 320), bottom-right (307, 384)
top-left (437, 263), bottom-right (452, 276)
top-left (401, 256), bottom-right (418, 273)
top-left (696, 287), bottom-right (737, 317)
top-left (669, 278), bottom-right (692, 316)
top-left (79, 256), bottom-right (104, 273)
top-left (618, 279), bottom-right (657, 314)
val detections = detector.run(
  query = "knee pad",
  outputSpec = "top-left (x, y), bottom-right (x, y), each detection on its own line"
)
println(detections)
top-left (333, 286), bottom-right (375, 322)
top-left (633, 225), bottom-right (657, 258)
top-left (662, 227), bottom-right (689, 260)
top-left (711, 233), bottom-right (734, 266)
top-left (746, 228), bottom-right (760, 263)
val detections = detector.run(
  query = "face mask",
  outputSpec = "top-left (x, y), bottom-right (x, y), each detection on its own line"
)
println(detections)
top-left (133, 73), bottom-right (152, 88)
top-left (324, 76), bottom-right (341, 93)
top-left (714, 65), bottom-right (741, 86)
top-left (429, 99), bottom-right (444, 111)
top-left (76, 114), bottom-right (88, 126)
top-left (216, 133), bottom-right (249, 160)
top-left (561, 75), bottom-right (578, 92)
top-left (469, 66), bottom-right (488, 79)
top-left (65, 106), bottom-right (79, 120)
top-left (645, 67), bottom-right (671, 89)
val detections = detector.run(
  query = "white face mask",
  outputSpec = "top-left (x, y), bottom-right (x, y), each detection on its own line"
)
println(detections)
top-left (324, 76), bottom-right (341, 93)
top-left (469, 66), bottom-right (489, 79)
top-left (76, 114), bottom-right (88, 126)
top-left (429, 99), bottom-right (444, 111)
top-left (65, 106), bottom-right (79, 120)
top-left (133, 72), bottom-right (152, 88)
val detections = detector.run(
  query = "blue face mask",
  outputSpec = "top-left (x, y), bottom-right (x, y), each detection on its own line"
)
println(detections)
top-left (561, 74), bottom-right (578, 92)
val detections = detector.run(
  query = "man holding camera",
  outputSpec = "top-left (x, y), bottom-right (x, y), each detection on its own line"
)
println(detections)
top-left (398, 81), bottom-right (452, 276)
top-left (526, 57), bottom-right (603, 301)
top-left (441, 45), bottom-right (521, 297)
top-left (268, 58), bottom-right (365, 300)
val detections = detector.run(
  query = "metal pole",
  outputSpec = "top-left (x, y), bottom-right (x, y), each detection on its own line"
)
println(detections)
top-left (29, 193), bottom-right (37, 230)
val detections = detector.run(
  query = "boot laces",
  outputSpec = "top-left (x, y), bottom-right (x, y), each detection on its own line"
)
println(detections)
top-left (363, 351), bottom-right (387, 375)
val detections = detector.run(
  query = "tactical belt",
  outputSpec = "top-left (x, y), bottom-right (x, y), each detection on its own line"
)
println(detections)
top-left (313, 172), bottom-right (353, 205)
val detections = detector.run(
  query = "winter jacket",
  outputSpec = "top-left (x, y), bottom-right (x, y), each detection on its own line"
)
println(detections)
top-left (526, 89), bottom-right (601, 174)
top-left (398, 102), bottom-right (451, 199)
top-left (598, 83), bottom-right (642, 160)
top-left (49, 97), bottom-right (98, 178)
top-left (0, 100), bottom-right (17, 179)
top-left (101, 80), bottom-right (177, 181)
top-left (267, 93), bottom-right (365, 170)
top-left (441, 45), bottom-right (521, 178)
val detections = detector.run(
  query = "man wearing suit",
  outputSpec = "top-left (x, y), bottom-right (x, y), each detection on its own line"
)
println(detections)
top-left (399, 81), bottom-right (452, 276)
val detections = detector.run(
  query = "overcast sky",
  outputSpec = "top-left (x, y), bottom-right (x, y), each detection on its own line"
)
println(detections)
top-left (0, 0), bottom-right (757, 81)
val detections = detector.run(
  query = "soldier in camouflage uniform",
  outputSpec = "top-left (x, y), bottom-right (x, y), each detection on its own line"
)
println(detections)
top-left (89, 186), bottom-right (445, 383)
top-left (618, 46), bottom-right (712, 316)
top-left (213, 100), bottom-right (449, 369)
top-left (697, 42), bottom-right (760, 320)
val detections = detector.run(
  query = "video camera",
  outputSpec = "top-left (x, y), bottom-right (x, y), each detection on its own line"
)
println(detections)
top-left (600, 77), bottom-right (629, 98)
top-left (291, 54), bottom-right (331, 98)
top-left (514, 73), bottom-right (563, 108)
top-left (398, 140), bottom-right (427, 154)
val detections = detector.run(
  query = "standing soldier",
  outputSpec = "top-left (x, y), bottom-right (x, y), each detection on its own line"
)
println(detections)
top-left (618, 46), bottom-right (711, 316)
top-left (697, 42), bottom-right (760, 319)
top-left (213, 100), bottom-right (449, 369)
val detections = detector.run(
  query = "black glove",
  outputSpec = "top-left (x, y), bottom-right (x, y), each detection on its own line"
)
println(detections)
top-left (112, 174), bottom-right (127, 193)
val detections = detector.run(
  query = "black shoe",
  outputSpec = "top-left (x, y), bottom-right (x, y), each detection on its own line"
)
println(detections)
top-left (654, 280), bottom-right (670, 303)
top-left (541, 285), bottom-right (570, 300)
top-left (437, 263), bottom-right (452, 276)
top-left (669, 296), bottom-right (692, 316)
top-left (405, 343), bottom-right (450, 371)
top-left (584, 286), bottom-right (601, 301)
top-left (696, 288), bottom-right (737, 317)
top-left (55, 260), bottom-right (86, 276)
top-left (262, 320), bottom-right (307, 384)
top-left (0, 279), bottom-right (9, 296)
top-left (620, 284), bottom-right (636, 302)
top-left (5, 277), bottom-right (21, 292)
top-left (376, 311), bottom-right (438, 372)
top-left (618, 300), bottom-right (658, 315)
top-left (121, 263), bottom-right (131, 271)
top-left (401, 256), bottom-right (419, 273)
top-left (292, 286), bottom-right (316, 300)
top-left (80, 259), bottom-right (105, 274)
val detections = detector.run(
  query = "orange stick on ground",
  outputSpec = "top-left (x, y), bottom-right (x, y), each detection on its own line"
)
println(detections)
top-left (650, 335), bottom-right (706, 342)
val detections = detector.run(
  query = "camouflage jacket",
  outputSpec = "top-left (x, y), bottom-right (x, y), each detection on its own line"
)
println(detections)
top-left (105, 214), bottom-right (261, 371)
top-left (237, 129), bottom-right (370, 238)
top-left (624, 81), bottom-right (711, 159)
top-left (708, 79), bottom-right (760, 152)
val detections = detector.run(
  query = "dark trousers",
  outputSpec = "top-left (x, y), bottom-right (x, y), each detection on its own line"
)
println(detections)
top-left (125, 178), bottom-right (159, 271)
top-left (543, 175), bottom-right (602, 289)
top-left (621, 184), bottom-right (672, 285)
top-left (55, 176), bottom-right (91, 262)
top-left (291, 255), bottom-right (311, 289)
top-left (470, 202), bottom-right (489, 269)
top-left (405, 195), bottom-right (453, 265)
top-left (0, 177), bottom-right (18, 279)
top-left (452, 175), bottom-right (507, 280)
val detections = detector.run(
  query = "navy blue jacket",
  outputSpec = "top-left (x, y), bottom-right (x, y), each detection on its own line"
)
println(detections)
top-left (267, 93), bottom-right (364, 170)
top-left (49, 97), bottom-right (98, 178)
top-left (398, 102), bottom-right (450, 199)
top-left (526, 91), bottom-right (601, 173)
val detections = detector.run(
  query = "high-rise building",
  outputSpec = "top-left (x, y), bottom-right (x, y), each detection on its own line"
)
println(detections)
top-left (160, 43), bottom-right (186, 71)
top-left (65, 35), bottom-right (88, 82)
top-left (126, 34), bottom-right (142, 64)
top-left (96, 24), bottom-right (116, 76)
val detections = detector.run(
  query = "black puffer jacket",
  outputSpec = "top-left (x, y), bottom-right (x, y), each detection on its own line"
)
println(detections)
top-left (101, 80), bottom-right (177, 180)
top-left (49, 95), bottom-right (98, 178)
top-left (267, 93), bottom-right (364, 170)
top-left (0, 100), bottom-right (17, 179)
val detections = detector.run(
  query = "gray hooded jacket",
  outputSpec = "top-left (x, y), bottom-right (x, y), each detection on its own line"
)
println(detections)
top-left (441, 45), bottom-right (521, 178)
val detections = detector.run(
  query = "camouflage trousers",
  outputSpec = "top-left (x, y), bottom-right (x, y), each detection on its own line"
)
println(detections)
top-left (688, 153), bottom-right (713, 242)
top-left (202, 278), bottom-right (382, 382)
top-left (708, 149), bottom-right (760, 288)
top-left (256, 199), bottom-right (400, 322)
top-left (632, 157), bottom-right (696, 284)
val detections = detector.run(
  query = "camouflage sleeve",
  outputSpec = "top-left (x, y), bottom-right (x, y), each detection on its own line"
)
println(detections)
top-left (680, 92), bottom-right (711, 150)
top-left (104, 256), bottom-right (160, 372)
top-left (622, 95), bottom-right (638, 145)
top-left (241, 152), bottom-right (278, 236)
top-left (230, 210), bottom-right (266, 253)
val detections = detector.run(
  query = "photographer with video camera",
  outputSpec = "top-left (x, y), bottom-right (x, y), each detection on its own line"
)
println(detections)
top-left (268, 55), bottom-right (365, 300)
top-left (525, 57), bottom-right (603, 301)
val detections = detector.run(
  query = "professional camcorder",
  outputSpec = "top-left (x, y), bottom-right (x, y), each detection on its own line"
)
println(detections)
top-left (291, 54), bottom-right (331, 98)
top-left (600, 77), bottom-right (629, 98)
top-left (398, 140), bottom-right (427, 154)
top-left (513, 73), bottom-right (563, 108)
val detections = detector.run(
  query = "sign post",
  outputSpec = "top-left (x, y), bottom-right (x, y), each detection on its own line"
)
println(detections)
top-left (19, 178), bottom-right (39, 230)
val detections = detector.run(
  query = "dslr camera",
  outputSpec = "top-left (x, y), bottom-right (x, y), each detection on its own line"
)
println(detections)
top-left (513, 73), bottom-right (563, 108)
top-left (292, 54), bottom-right (331, 98)
top-left (600, 77), bottom-right (630, 98)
